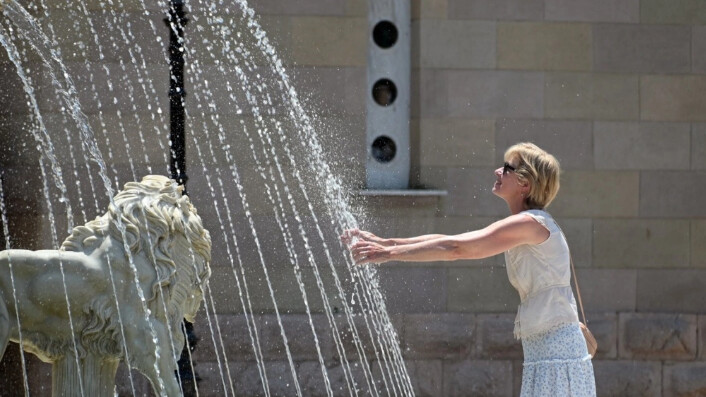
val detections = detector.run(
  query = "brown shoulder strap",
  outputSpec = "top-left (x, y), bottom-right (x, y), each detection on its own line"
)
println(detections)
top-left (554, 222), bottom-right (588, 325)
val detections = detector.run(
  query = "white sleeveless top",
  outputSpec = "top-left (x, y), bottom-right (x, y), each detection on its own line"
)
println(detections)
top-left (504, 209), bottom-right (579, 339)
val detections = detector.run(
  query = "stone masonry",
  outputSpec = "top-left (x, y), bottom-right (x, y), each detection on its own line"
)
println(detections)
top-left (2, 0), bottom-right (706, 396)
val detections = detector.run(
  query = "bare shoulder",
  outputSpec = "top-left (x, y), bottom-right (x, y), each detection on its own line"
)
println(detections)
top-left (489, 213), bottom-right (550, 245)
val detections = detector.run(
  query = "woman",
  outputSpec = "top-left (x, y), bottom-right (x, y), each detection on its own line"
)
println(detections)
top-left (343, 143), bottom-right (596, 396)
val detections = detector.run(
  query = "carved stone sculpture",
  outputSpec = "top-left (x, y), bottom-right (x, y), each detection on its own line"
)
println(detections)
top-left (0, 175), bottom-right (212, 396)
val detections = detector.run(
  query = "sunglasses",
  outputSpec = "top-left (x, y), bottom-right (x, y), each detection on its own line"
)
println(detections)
top-left (502, 162), bottom-right (516, 175)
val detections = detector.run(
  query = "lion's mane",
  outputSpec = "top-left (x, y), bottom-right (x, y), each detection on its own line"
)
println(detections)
top-left (57, 175), bottom-right (211, 359)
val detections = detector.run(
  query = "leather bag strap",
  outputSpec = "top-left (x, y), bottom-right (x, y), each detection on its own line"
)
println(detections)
top-left (554, 222), bottom-right (588, 325)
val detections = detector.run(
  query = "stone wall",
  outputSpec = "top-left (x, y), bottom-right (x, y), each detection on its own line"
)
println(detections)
top-left (237, 0), bottom-right (706, 396)
top-left (1, 0), bottom-right (706, 396)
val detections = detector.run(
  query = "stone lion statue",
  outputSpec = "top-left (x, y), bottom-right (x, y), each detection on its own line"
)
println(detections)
top-left (0, 175), bottom-right (211, 396)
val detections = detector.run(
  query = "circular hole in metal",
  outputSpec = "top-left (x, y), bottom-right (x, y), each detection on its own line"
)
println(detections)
top-left (372, 79), bottom-right (397, 106)
top-left (372, 20), bottom-right (398, 49)
top-left (371, 136), bottom-right (397, 163)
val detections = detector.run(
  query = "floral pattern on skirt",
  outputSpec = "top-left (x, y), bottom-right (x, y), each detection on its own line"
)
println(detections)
top-left (520, 322), bottom-right (596, 397)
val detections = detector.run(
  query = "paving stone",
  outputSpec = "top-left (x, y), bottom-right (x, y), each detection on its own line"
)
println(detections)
top-left (592, 360), bottom-right (662, 397)
top-left (594, 122), bottom-right (691, 170)
top-left (641, 75), bottom-right (706, 121)
top-left (447, 266), bottom-right (520, 313)
top-left (593, 219), bottom-right (690, 268)
top-left (619, 312), bottom-right (697, 360)
top-left (498, 22), bottom-right (592, 71)
top-left (545, 73), bottom-right (639, 121)
top-left (664, 362), bottom-right (706, 397)
top-left (594, 24), bottom-right (691, 73)
top-left (574, 269), bottom-right (636, 312)
top-left (495, 118), bottom-right (593, 170)
top-left (550, 171), bottom-right (640, 218)
top-left (637, 269), bottom-right (706, 313)
top-left (545, 0), bottom-right (639, 23)
top-left (445, 70), bottom-right (545, 118)
top-left (420, 118), bottom-right (495, 167)
top-left (476, 313), bottom-right (522, 359)
top-left (640, 171), bottom-right (706, 217)
top-left (401, 313), bottom-right (476, 359)
top-left (418, 20), bottom-right (495, 69)
top-left (640, 0), bottom-right (706, 25)
top-left (447, 0), bottom-right (544, 21)
top-left (443, 360), bottom-right (513, 397)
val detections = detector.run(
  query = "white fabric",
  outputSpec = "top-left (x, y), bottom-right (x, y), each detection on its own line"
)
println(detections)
top-left (505, 209), bottom-right (580, 339)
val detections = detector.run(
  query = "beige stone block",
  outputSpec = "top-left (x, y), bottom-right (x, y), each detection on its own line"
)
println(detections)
top-left (445, 70), bottom-right (545, 118)
top-left (693, 26), bottom-right (706, 73)
top-left (447, 266), bottom-right (520, 313)
top-left (412, 0), bottom-right (448, 19)
top-left (412, 69), bottom-right (449, 118)
top-left (545, 0), bottom-right (639, 22)
top-left (334, 312), bottom-right (405, 362)
top-left (550, 171), bottom-right (640, 218)
top-left (418, 20), bottom-right (495, 69)
top-left (692, 124), bottom-right (706, 169)
top-left (692, 221), bottom-right (706, 267)
top-left (640, 0), bottom-right (706, 25)
top-left (442, 360), bottom-right (513, 397)
top-left (545, 73), bottom-right (639, 120)
top-left (291, 17), bottom-right (366, 66)
top-left (420, 119), bottom-right (494, 167)
top-left (447, 0), bottom-right (544, 21)
top-left (583, 312), bottom-right (618, 359)
top-left (619, 312), bottom-right (697, 360)
top-left (637, 269), bottom-right (706, 312)
top-left (555, 218), bottom-right (592, 267)
top-left (476, 314), bottom-right (521, 359)
top-left (594, 25), bottom-right (691, 74)
top-left (376, 267), bottom-right (447, 313)
top-left (418, 165), bottom-right (447, 190)
top-left (594, 122), bottom-right (691, 170)
top-left (593, 360), bottom-right (662, 397)
top-left (593, 219), bottom-right (690, 268)
top-left (575, 269), bottom-right (636, 311)
top-left (497, 22), bottom-right (592, 71)
top-left (250, 0), bottom-right (345, 15)
top-left (641, 75), bottom-right (706, 121)
top-left (444, 167), bottom-right (508, 218)
top-left (663, 362), bottom-right (706, 397)
top-left (401, 313), bottom-right (476, 359)
top-left (700, 315), bottom-right (706, 360)
top-left (405, 360), bottom-right (443, 397)
top-left (345, 0), bottom-right (367, 16)
top-left (495, 119), bottom-right (593, 170)
top-left (640, 171), bottom-right (706, 217)
top-left (291, 66), bottom-right (366, 116)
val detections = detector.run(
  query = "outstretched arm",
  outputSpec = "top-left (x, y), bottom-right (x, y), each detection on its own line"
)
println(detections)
top-left (341, 229), bottom-right (447, 247)
top-left (347, 213), bottom-right (549, 265)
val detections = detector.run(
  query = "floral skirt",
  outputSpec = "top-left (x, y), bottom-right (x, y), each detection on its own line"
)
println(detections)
top-left (520, 322), bottom-right (596, 397)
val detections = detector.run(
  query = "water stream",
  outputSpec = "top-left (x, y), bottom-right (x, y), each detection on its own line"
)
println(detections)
top-left (0, 0), bottom-right (415, 395)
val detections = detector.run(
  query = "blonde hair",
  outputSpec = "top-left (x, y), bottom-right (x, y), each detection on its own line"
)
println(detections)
top-left (504, 143), bottom-right (561, 209)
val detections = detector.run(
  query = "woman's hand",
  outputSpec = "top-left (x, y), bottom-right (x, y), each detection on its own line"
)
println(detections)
top-left (341, 228), bottom-right (388, 246)
top-left (349, 240), bottom-right (391, 265)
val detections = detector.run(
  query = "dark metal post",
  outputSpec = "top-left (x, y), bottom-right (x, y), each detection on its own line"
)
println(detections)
top-left (167, 0), bottom-right (188, 191)
top-left (165, 2), bottom-right (199, 396)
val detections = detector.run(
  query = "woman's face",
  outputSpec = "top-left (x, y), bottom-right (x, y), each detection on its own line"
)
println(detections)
top-left (492, 158), bottom-right (525, 201)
